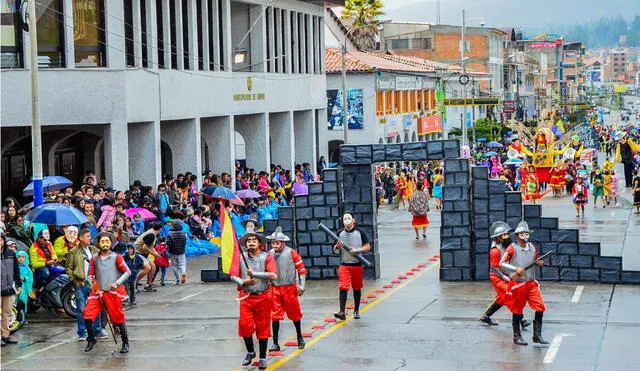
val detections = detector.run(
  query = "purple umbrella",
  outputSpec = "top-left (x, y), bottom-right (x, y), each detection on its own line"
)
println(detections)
top-left (293, 182), bottom-right (308, 195)
top-left (235, 189), bottom-right (261, 199)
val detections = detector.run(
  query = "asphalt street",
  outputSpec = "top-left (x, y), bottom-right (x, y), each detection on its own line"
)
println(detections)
top-left (2, 195), bottom-right (639, 370)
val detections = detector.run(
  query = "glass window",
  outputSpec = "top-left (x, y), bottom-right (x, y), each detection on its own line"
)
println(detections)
top-left (74, 0), bottom-right (105, 67)
top-left (124, 0), bottom-right (134, 67)
top-left (409, 90), bottom-right (416, 112)
top-left (1, 0), bottom-right (23, 68)
top-left (394, 91), bottom-right (401, 114)
top-left (376, 91), bottom-right (383, 116)
top-left (385, 91), bottom-right (392, 115)
top-left (38, 0), bottom-right (65, 67)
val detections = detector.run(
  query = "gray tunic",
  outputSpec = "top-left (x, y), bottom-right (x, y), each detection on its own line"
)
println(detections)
top-left (270, 247), bottom-right (297, 286)
top-left (92, 252), bottom-right (131, 291)
top-left (333, 227), bottom-right (368, 266)
top-left (239, 251), bottom-right (271, 294)
top-left (506, 242), bottom-right (538, 282)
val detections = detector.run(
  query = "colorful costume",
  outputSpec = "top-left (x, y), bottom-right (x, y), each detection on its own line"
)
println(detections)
top-left (633, 176), bottom-right (640, 208)
top-left (520, 128), bottom-right (559, 184)
top-left (572, 183), bottom-right (589, 205)
top-left (549, 165), bottom-right (566, 191)
top-left (524, 172), bottom-right (541, 201)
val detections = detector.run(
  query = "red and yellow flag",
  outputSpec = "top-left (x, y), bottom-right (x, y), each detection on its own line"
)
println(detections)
top-left (219, 201), bottom-right (240, 276)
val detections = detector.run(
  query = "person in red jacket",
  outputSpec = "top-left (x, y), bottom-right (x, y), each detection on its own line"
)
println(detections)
top-left (231, 230), bottom-right (277, 370)
top-left (267, 227), bottom-right (307, 351)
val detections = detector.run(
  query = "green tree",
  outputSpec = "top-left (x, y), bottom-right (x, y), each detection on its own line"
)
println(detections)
top-left (341, 0), bottom-right (384, 51)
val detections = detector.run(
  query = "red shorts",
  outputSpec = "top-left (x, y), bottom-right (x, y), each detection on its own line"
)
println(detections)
top-left (238, 291), bottom-right (272, 339)
top-left (83, 288), bottom-right (128, 325)
top-left (338, 265), bottom-right (363, 291)
top-left (490, 274), bottom-right (512, 306)
top-left (508, 280), bottom-right (546, 315)
top-left (271, 285), bottom-right (303, 322)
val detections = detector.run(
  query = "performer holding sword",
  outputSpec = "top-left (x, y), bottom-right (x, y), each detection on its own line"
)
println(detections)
top-left (331, 212), bottom-right (371, 321)
top-left (500, 221), bottom-right (550, 346)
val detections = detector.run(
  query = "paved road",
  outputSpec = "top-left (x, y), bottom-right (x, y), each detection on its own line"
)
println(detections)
top-left (2, 200), bottom-right (639, 370)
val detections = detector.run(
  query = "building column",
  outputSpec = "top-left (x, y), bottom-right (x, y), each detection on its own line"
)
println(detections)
top-left (162, 0), bottom-right (172, 69)
top-left (105, 121), bottom-right (130, 191)
top-left (269, 112), bottom-right (294, 171)
top-left (132, 0), bottom-right (143, 67)
top-left (161, 119), bottom-right (202, 181)
top-left (275, 8), bottom-right (284, 73)
top-left (104, 0), bottom-right (125, 69)
top-left (306, 14), bottom-right (314, 74)
top-left (291, 11), bottom-right (298, 73)
top-left (294, 110), bottom-right (314, 165)
top-left (283, 9), bottom-right (292, 73)
top-left (316, 108), bottom-right (328, 169)
top-left (211, 0), bottom-right (221, 71)
top-left (201, 116), bottom-right (235, 184)
top-left (63, 0), bottom-right (74, 68)
top-left (220, 0), bottom-right (232, 70)
top-left (128, 121), bottom-right (161, 186)
top-left (145, 0), bottom-right (158, 69)
top-left (201, 0), bottom-right (210, 71)
top-left (318, 15), bottom-right (325, 73)
top-left (175, 0), bottom-right (184, 69)
top-left (267, 6), bottom-right (275, 72)
top-left (235, 114), bottom-right (270, 171)
top-left (187, 0), bottom-right (198, 70)
top-left (299, 13), bottom-right (306, 73)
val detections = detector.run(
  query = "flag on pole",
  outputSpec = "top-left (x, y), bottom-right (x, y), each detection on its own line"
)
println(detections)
top-left (219, 200), bottom-right (240, 276)
top-left (555, 119), bottom-right (565, 133)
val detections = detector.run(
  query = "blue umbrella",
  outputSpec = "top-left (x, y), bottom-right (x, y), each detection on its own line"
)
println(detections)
top-left (504, 158), bottom-right (523, 166)
top-left (25, 204), bottom-right (88, 226)
top-left (486, 141), bottom-right (503, 148)
top-left (23, 176), bottom-right (73, 196)
top-left (211, 186), bottom-right (237, 200)
top-left (201, 185), bottom-right (219, 196)
top-left (484, 151), bottom-right (498, 157)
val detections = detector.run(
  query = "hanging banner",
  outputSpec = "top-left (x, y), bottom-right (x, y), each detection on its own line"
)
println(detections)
top-left (387, 117), bottom-right (400, 137)
top-left (403, 114), bottom-right (414, 130)
top-left (418, 115), bottom-right (442, 135)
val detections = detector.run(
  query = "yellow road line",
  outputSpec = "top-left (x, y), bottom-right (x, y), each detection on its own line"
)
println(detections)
top-left (267, 262), bottom-right (440, 370)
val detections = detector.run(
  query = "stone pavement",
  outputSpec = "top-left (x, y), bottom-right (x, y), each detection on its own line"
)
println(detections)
top-left (2, 202), bottom-right (639, 370)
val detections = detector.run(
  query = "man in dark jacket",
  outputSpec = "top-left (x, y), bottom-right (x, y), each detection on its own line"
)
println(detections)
top-left (1, 233), bottom-right (22, 346)
top-left (166, 220), bottom-right (187, 285)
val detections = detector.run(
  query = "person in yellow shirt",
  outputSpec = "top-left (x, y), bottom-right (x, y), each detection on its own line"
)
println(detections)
top-left (29, 230), bottom-right (58, 286)
top-left (615, 132), bottom-right (640, 188)
top-left (52, 226), bottom-right (79, 267)
top-left (603, 158), bottom-right (614, 173)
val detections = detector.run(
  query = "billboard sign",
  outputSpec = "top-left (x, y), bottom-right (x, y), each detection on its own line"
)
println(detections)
top-left (530, 42), bottom-right (556, 49)
top-left (418, 116), bottom-right (443, 135)
top-left (502, 100), bottom-right (516, 114)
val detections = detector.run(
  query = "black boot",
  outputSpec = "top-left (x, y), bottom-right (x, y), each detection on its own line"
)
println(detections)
top-left (521, 319), bottom-right (532, 330)
top-left (119, 324), bottom-right (130, 353)
top-left (242, 352), bottom-right (256, 366)
top-left (270, 321), bottom-right (280, 351)
top-left (512, 315), bottom-right (528, 346)
top-left (479, 302), bottom-right (502, 325)
top-left (84, 320), bottom-right (97, 352)
top-left (532, 320), bottom-right (549, 344)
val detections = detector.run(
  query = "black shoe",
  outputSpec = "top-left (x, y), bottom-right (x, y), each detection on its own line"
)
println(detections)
top-left (532, 320), bottom-right (549, 345)
top-left (353, 311), bottom-right (361, 319)
top-left (297, 337), bottom-right (305, 349)
top-left (480, 315), bottom-right (498, 326)
top-left (269, 343), bottom-right (280, 352)
top-left (85, 339), bottom-right (97, 352)
top-left (2, 337), bottom-right (17, 344)
top-left (512, 317), bottom-right (528, 346)
top-left (120, 341), bottom-right (130, 353)
top-left (119, 324), bottom-right (130, 353)
top-left (242, 352), bottom-right (256, 366)
top-left (144, 285), bottom-right (157, 292)
top-left (258, 359), bottom-right (268, 370)
top-left (521, 319), bottom-right (531, 330)
top-left (333, 311), bottom-right (346, 321)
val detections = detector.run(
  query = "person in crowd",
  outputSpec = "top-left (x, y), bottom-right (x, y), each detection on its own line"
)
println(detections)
top-left (166, 220), bottom-right (187, 286)
top-left (408, 182), bottom-right (430, 240)
top-left (633, 169), bottom-right (640, 214)
top-left (572, 176), bottom-right (589, 218)
top-left (123, 243), bottom-right (144, 306)
top-left (134, 223), bottom-right (162, 292)
top-left (29, 230), bottom-right (57, 287)
top-left (131, 213), bottom-right (145, 237)
top-left (591, 168), bottom-right (605, 208)
top-left (432, 168), bottom-right (444, 210)
top-left (1, 233), bottom-right (22, 347)
top-left (15, 250), bottom-right (33, 317)
top-left (53, 225), bottom-right (79, 267)
top-left (153, 237), bottom-right (170, 286)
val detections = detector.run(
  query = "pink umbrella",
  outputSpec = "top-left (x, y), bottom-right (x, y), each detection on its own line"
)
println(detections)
top-left (125, 207), bottom-right (157, 220)
top-left (230, 195), bottom-right (245, 206)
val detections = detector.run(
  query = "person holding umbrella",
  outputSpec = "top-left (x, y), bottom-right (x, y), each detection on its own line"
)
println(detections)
top-left (29, 230), bottom-right (58, 288)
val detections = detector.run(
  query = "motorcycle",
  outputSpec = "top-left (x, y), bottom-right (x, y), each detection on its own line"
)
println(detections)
top-left (28, 265), bottom-right (76, 318)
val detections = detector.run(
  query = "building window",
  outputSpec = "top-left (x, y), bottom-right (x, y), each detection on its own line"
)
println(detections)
top-left (1, 1), bottom-right (24, 68)
top-left (169, 0), bottom-right (177, 69)
top-left (386, 38), bottom-right (431, 50)
top-left (140, 0), bottom-right (148, 68)
top-left (394, 91), bottom-right (401, 114)
top-left (156, 0), bottom-right (164, 68)
top-left (73, 0), bottom-right (106, 67)
top-left (401, 91), bottom-right (409, 113)
top-left (181, 0), bottom-right (189, 70)
top-left (196, 0), bottom-right (203, 70)
top-left (37, 0), bottom-right (65, 67)
top-left (409, 90), bottom-right (417, 112)
top-left (417, 90), bottom-right (424, 110)
top-left (124, 0), bottom-right (134, 67)
top-left (385, 91), bottom-right (392, 115)
top-left (376, 91), bottom-right (384, 116)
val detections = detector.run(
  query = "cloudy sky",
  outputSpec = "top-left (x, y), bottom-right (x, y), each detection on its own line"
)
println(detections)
top-left (379, 0), bottom-right (639, 30)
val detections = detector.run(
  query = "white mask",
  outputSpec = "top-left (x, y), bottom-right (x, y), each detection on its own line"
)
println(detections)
top-left (518, 232), bottom-right (529, 242)
top-left (342, 214), bottom-right (354, 229)
top-left (41, 230), bottom-right (50, 241)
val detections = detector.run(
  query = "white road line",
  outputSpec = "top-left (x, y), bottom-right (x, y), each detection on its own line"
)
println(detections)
top-left (162, 287), bottom-right (214, 307)
top-left (543, 333), bottom-right (574, 364)
top-left (571, 285), bottom-right (584, 303)
top-left (2, 339), bottom-right (74, 366)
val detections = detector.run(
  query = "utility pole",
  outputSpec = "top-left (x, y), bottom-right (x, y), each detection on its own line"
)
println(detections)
top-left (28, 0), bottom-right (44, 207)
top-left (461, 8), bottom-right (467, 147)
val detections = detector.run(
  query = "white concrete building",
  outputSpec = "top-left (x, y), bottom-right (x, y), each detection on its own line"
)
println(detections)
top-left (1, 0), bottom-right (340, 197)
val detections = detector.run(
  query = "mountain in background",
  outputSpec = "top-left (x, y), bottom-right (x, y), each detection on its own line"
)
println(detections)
top-left (383, 0), bottom-right (639, 33)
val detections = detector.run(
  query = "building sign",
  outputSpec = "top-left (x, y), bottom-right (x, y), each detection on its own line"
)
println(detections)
top-left (421, 78), bottom-right (436, 90)
top-left (387, 117), bottom-right (400, 137)
top-left (502, 100), bottom-right (516, 114)
top-left (233, 93), bottom-right (265, 101)
top-left (376, 74), bottom-right (396, 90)
top-left (530, 42), bottom-right (556, 49)
top-left (327, 89), bottom-right (364, 130)
top-left (403, 114), bottom-right (413, 130)
top-left (443, 97), bottom-right (500, 106)
top-left (395, 76), bottom-right (421, 90)
top-left (418, 116), bottom-right (442, 135)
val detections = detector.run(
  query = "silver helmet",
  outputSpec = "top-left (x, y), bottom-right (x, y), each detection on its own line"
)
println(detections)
top-left (266, 226), bottom-right (290, 242)
top-left (514, 221), bottom-right (532, 234)
top-left (489, 221), bottom-right (511, 239)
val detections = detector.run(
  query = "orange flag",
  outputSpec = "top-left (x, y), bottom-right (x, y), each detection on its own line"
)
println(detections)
top-left (219, 201), bottom-right (240, 276)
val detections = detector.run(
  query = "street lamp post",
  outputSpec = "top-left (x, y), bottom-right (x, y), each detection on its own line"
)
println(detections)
top-left (461, 9), bottom-right (467, 147)
top-left (28, 0), bottom-right (44, 207)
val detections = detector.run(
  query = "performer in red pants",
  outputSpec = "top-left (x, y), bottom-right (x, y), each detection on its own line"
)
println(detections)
top-left (232, 230), bottom-right (277, 370)
top-left (267, 226), bottom-right (307, 351)
top-left (83, 232), bottom-right (131, 353)
top-left (500, 221), bottom-right (549, 346)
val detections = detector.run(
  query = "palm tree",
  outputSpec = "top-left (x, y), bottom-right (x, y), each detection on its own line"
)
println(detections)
top-left (340, 0), bottom-right (385, 51)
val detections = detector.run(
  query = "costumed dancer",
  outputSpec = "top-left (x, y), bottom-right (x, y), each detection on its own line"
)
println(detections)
top-left (479, 221), bottom-right (530, 330)
top-left (524, 165), bottom-right (541, 204)
top-left (549, 162), bottom-right (566, 197)
top-left (53, 226), bottom-right (79, 267)
top-left (333, 212), bottom-right (371, 321)
top-left (610, 170), bottom-right (619, 207)
top-left (83, 232), bottom-right (131, 353)
top-left (561, 135), bottom-right (584, 161)
top-left (615, 132), bottom-right (640, 188)
top-left (572, 176), bottom-right (589, 218)
top-left (520, 128), bottom-right (559, 185)
top-left (267, 227), bottom-right (307, 351)
top-left (231, 229), bottom-right (277, 370)
top-left (500, 221), bottom-right (549, 346)
top-left (633, 169), bottom-right (640, 214)
top-left (490, 155), bottom-right (502, 178)
top-left (591, 168), bottom-right (605, 208)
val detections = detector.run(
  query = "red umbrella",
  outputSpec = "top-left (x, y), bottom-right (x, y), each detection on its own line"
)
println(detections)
top-left (230, 195), bottom-right (245, 206)
top-left (125, 207), bottom-right (157, 220)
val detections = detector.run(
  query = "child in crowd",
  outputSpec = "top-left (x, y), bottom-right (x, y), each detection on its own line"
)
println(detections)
top-left (124, 244), bottom-right (145, 305)
top-left (603, 170), bottom-right (612, 206)
top-left (610, 170), bottom-right (619, 207)
top-left (131, 213), bottom-right (145, 236)
top-left (572, 176), bottom-right (588, 218)
top-left (16, 250), bottom-right (33, 316)
top-left (153, 237), bottom-right (170, 286)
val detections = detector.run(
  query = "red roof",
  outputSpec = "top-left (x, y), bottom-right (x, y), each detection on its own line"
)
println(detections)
top-left (325, 48), bottom-right (458, 74)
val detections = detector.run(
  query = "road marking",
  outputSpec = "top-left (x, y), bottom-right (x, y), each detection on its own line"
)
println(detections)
top-left (543, 333), bottom-right (574, 364)
top-left (267, 262), bottom-right (440, 370)
top-left (162, 287), bottom-right (215, 307)
top-left (2, 339), bottom-right (75, 366)
top-left (571, 285), bottom-right (584, 303)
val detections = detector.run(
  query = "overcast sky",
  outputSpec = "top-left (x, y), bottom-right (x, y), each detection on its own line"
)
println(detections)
top-left (378, 0), bottom-right (639, 30)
